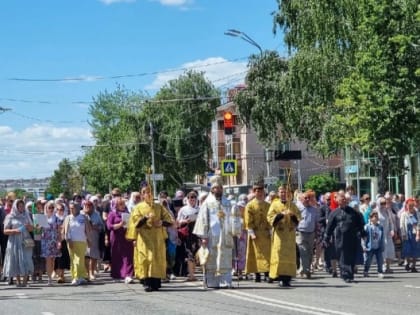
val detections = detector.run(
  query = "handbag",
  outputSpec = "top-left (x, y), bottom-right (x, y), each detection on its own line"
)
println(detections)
top-left (23, 237), bottom-right (35, 248)
top-left (178, 225), bottom-right (190, 240)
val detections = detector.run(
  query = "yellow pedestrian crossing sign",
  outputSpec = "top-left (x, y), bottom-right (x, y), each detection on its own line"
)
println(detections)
top-left (221, 159), bottom-right (237, 176)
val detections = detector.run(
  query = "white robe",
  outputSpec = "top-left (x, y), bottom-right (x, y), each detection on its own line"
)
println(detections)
top-left (193, 193), bottom-right (235, 288)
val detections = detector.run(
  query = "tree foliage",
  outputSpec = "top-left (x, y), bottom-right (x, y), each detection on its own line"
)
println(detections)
top-left (304, 174), bottom-right (339, 197)
top-left (79, 71), bottom-right (219, 194)
top-left (235, 0), bottom-right (419, 193)
top-left (46, 158), bottom-right (83, 198)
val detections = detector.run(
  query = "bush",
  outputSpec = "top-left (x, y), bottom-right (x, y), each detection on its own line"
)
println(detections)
top-left (304, 174), bottom-right (338, 197)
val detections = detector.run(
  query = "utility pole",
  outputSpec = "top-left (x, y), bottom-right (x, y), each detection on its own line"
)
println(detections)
top-left (149, 122), bottom-right (157, 199)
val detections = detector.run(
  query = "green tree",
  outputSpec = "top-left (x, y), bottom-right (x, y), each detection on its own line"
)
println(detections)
top-left (332, 0), bottom-right (420, 193)
top-left (304, 174), bottom-right (339, 197)
top-left (146, 70), bottom-right (220, 191)
top-left (46, 158), bottom-right (82, 198)
top-left (235, 0), bottom-right (419, 193)
top-left (235, 51), bottom-right (290, 146)
top-left (80, 72), bottom-right (220, 194)
top-left (80, 86), bottom-right (149, 193)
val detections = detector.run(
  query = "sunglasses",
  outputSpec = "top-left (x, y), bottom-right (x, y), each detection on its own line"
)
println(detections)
top-left (189, 196), bottom-right (197, 199)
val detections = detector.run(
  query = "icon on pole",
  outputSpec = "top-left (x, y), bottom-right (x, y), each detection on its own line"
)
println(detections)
top-left (221, 159), bottom-right (237, 176)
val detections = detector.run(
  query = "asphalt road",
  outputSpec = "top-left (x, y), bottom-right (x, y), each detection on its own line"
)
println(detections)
top-left (1, 264), bottom-right (419, 315)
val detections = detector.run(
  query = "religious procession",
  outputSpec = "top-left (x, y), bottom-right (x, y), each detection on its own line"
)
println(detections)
top-left (0, 175), bottom-right (419, 292)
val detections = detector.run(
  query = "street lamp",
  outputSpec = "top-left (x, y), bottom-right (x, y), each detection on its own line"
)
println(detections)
top-left (225, 29), bottom-right (272, 178)
top-left (224, 29), bottom-right (263, 55)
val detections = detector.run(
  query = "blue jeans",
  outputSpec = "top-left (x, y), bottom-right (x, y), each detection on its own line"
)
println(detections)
top-left (364, 248), bottom-right (383, 273)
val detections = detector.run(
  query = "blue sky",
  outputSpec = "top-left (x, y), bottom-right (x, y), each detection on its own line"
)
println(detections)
top-left (0, 0), bottom-right (285, 180)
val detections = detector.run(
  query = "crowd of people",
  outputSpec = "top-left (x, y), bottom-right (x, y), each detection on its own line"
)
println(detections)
top-left (0, 177), bottom-right (419, 291)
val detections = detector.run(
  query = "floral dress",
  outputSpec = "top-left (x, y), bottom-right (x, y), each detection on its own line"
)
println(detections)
top-left (41, 215), bottom-right (62, 258)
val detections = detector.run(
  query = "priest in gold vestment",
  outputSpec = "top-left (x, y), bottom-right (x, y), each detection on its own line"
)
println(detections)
top-left (267, 185), bottom-right (301, 287)
top-left (126, 186), bottom-right (174, 292)
top-left (244, 181), bottom-right (271, 282)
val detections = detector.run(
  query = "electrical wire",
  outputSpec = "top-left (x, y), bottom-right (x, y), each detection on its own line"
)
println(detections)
top-left (6, 57), bottom-right (248, 82)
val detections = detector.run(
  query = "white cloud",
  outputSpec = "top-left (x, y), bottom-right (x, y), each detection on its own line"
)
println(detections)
top-left (0, 124), bottom-right (94, 179)
top-left (156, 0), bottom-right (192, 6)
top-left (99, 0), bottom-right (136, 5)
top-left (145, 56), bottom-right (248, 90)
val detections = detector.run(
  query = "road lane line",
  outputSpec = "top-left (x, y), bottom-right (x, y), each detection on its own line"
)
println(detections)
top-left (216, 290), bottom-right (355, 315)
top-left (16, 293), bottom-right (28, 299)
top-left (217, 291), bottom-right (334, 315)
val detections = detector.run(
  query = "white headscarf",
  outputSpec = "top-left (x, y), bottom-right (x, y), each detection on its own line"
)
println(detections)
top-left (4, 199), bottom-right (33, 227)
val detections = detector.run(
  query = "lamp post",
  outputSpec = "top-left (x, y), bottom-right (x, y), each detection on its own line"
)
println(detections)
top-left (224, 29), bottom-right (263, 55)
top-left (224, 29), bottom-right (272, 178)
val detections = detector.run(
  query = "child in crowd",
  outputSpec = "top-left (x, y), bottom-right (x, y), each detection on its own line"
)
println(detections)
top-left (363, 211), bottom-right (385, 278)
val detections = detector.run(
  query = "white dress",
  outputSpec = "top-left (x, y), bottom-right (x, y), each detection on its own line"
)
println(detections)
top-left (378, 208), bottom-right (395, 259)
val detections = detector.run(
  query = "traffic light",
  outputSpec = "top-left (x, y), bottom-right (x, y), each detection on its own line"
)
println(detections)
top-left (223, 111), bottom-right (233, 135)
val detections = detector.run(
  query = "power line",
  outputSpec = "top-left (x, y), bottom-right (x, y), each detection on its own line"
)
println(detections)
top-left (6, 57), bottom-right (248, 82)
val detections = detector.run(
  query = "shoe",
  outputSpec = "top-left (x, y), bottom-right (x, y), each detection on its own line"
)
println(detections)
top-left (363, 272), bottom-right (369, 277)
top-left (89, 274), bottom-right (96, 281)
top-left (124, 277), bottom-right (134, 284)
top-left (255, 273), bottom-right (261, 282)
top-left (305, 272), bottom-right (311, 279)
top-left (384, 268), bottom-right (393, 274)
top-left (332, 272), bottom-right (338, 278)
top-left (57, 277), bottom-right (65, 284)
top-left (405, 264), bottom-right (411, 271)
top-left (344, 278), bottom-right (352, 283)
top-left (71, 279), bottom-right (78, 286)
top-left (267, 278), bottom-right (273, 283)
top-left (378, 273), bottom-right (384, 278)
top-left (77, 278), bottom-right (87, 285)
top-left (47, 278), bottom-right (53, 286)
top-left (144, 286), bottom-right (153, 292)
top-left (281, 281), bottom-right (291, 287)
top-left (411, 267), bottom-right (418, 273)
top-left (169, 274), bottom-right (176, 280)
top-left (187, 277), bottom-right (197, 282)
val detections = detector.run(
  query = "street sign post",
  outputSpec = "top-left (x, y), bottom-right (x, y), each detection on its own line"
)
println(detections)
top-left (151, 173), bottom-right (164, 181)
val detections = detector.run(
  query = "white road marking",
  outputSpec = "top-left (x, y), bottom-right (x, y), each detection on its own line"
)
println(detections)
top-left (16, 293), bottom-right (28, 299)
top-left (216, 290), bottom-right (355, 315)
top-left (41, 312), bottom-right (56, 315)
top-left (404, 285), bottom-right (420, 289)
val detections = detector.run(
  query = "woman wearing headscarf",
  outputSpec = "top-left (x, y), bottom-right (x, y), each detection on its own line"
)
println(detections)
top-left (400, 198), bottom-right (420, 272)
top-left (377, 197), bottom-right (396, 273)
top-left (3, 199), bottom-right (34, 287)
top-left (41, 201), bottom-right (62, 286)
top-left (54, 203), bottom-right (70, 283)
top-left (82, 200), bottom-right (104, 281)
top-left (177, 191), bottom-right (200, 281)
top-left (107, 197), bottom-right (134, 283)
